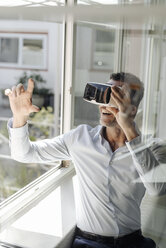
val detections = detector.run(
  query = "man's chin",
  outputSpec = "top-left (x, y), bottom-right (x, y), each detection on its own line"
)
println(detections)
top-left (100, 118), bottom-right (117, 127)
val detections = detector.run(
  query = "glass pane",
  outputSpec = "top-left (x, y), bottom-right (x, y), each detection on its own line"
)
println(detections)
top-left (0, 38), bottom-right (18, 63)
top-left (72, 18), bottom-right (166, 247)
top-left (0, 157), bottom-right (49, 202)
top-left (73, 24), bottom-right (117, 127)
top-left (22, 39), bottom-right (44, 67)
top-left (0, 22), bottom-right (63, 202)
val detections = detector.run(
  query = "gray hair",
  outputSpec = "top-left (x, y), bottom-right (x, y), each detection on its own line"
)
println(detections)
top-left (110, 72), bottom-right (144, 108)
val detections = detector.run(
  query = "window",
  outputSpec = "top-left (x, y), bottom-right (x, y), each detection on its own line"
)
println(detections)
top-left (92, 29), bottom-right (116, 71)
top-left (0, 37), bottom-right (19, 63)
top-left (0, 21), bottom-right (63, 203)
top-left (0, 1), bottom-right (166, 248)
top-left (0, 33), bottom-right (47, 69)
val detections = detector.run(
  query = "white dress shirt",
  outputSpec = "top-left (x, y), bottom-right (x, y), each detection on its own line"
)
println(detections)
top-left (8, 120), bottom-right (166, 237)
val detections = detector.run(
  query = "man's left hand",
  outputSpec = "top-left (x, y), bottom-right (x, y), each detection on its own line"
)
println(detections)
top-left (106, 84), bottom-right (139, 141)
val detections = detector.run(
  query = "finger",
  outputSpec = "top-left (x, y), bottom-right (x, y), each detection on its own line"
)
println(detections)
top-left (106, 106), bottom-right (119, 116)
top-left (16, 83), bottom-right (25, 96)
top-left (30, 105), bottom-right (40, 113)
top-left (111, 92), bottom-right (125, 112)
top-left (111, 92), bottom-right (123, 105)
top-left (4, 88), bottom-right (12, 97)
top-left (12, 86), bottom-right (17, 97)
top-left (112, 86), bottom-right (124, 96)
top-left (27, 78), bottom-right (34, 94)
top-left (111, 86), bottom-right (124, 102)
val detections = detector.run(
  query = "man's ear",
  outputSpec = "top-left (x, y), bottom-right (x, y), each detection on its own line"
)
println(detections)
top-left (131, 105), bottom-right (137, 117)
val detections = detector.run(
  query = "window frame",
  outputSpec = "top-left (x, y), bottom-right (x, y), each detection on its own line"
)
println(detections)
top-left (0, 0), bottom-right (75, 233)
top-left (91, 28), bottom-right (117, 72)
top-left (0, 163), bottom-right (75, 233)
top-left (0, 32), bottom-right (48, 70)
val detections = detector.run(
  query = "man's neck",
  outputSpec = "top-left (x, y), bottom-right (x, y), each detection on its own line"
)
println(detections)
top-left (103, 125), bottom-right (127, 152)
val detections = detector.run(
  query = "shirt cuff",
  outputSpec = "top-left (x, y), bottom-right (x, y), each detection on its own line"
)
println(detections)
top-left (8, 118), bottom-right (29, 138)
top-left (125, 135), bottom-right (146, 155)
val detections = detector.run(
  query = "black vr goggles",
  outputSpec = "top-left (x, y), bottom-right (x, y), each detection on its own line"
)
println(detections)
top-left (83, 82), bottom-right (139, 107)
top-left (83, 82), bottom-right (119, 107)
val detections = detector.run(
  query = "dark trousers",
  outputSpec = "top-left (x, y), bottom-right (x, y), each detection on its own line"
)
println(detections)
top-left (71, 228), bottom-right (156, 248)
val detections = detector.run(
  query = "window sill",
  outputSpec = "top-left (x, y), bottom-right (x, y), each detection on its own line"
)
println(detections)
top-left (0, 164), bottom-right (76, 248)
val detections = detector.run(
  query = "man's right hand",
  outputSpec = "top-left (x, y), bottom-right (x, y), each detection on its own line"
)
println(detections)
top-left (5, 78), bottom-right (40, 128)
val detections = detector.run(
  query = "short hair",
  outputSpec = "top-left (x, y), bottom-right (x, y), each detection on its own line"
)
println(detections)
top-left (110, 72), bottom-right (144, 108)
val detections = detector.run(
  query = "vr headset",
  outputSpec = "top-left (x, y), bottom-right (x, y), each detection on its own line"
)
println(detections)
top-left (83, 82), bottom-right (139, 107)
top-left (83, 82), bottom-right (119, 107)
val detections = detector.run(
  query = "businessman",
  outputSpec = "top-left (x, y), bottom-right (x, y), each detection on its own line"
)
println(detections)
top-left (6, 72), bottom-right (164, 247)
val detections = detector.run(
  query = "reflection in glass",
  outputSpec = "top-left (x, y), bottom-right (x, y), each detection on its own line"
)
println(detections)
top-left (0, 38), bottom-right (18, 63)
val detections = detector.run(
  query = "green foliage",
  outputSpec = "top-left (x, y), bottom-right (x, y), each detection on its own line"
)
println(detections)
top-left (0, 121), bottom-right (9, 139)
top-left (0, 160), bottom-right (46, 201)
top-left (14, 165), bottom-right (40, 188)
top-left (29, 106), bottom-right (54, 140)
top-left (30, 106), bottom-right (54, 123)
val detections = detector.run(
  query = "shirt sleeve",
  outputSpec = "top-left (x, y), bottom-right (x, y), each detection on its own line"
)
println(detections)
top-left (7, 118), bottom-right (71, 163)
top-left (126, 135), bottom-right (166, 196)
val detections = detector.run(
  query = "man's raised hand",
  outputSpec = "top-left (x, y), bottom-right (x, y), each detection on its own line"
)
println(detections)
top-left (106, 84), bottom-right (139, 141)
top-left (106, 84), bottom-right (137, 129)
top-left (5, 78), bottom-right (40, 128)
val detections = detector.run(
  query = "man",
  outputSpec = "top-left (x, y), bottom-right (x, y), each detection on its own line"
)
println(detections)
top-left (6, 72), bottom-right (165, 248)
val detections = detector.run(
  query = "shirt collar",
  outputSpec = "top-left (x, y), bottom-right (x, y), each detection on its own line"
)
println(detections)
top-left (99, 126), bottom-right (105, 138)
top-left (97, 124), bottom-right (140, 154)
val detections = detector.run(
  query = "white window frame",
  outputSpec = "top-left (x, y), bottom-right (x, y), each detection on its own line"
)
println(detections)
top-left (0, 163), bottom-right (75, 233)
top-left (0, 32), bottom-right (47, 70)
